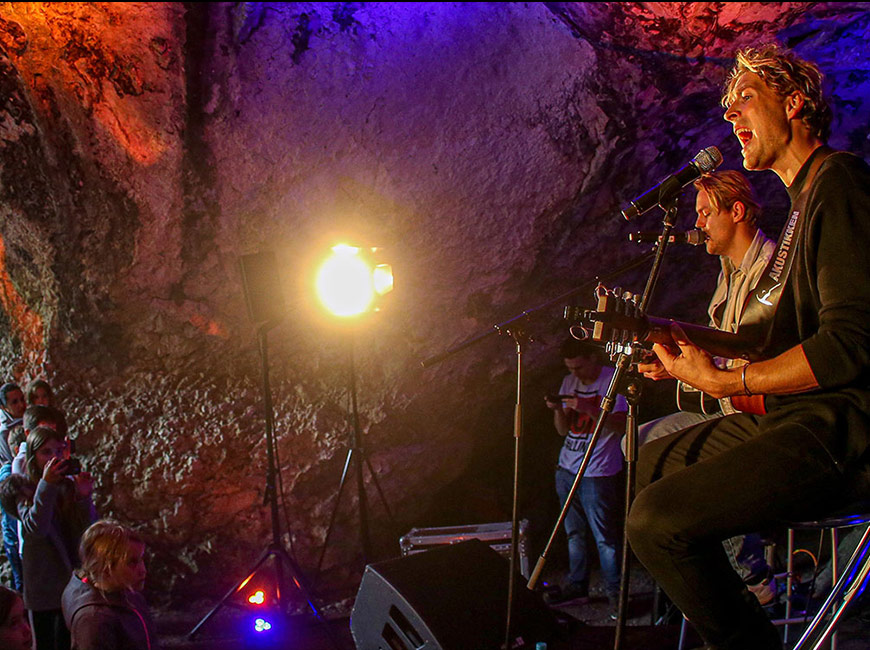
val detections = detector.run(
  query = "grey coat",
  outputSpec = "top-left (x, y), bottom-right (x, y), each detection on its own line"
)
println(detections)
top-left (18, 478), bottom-right (97, 611)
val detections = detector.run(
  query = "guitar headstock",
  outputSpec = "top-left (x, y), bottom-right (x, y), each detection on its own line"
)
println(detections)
top-left (577, 284), bottom-right (650, 360)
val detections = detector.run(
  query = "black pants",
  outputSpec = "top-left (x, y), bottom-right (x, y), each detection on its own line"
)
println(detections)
top-left (627, 410), bottom-right (852, 650)
top-left (30, 608), bottom-right (70, 650)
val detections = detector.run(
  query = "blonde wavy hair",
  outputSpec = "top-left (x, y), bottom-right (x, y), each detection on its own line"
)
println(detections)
top-left (694, 170), bottom-right (762, 227)
top-left (78, 520), bottom-right (144, 591)
top-left (722, 44), bottom-right (832, 142)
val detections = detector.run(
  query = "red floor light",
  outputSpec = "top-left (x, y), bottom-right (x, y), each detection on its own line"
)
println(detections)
top-left (248, 589), bottom-right (266, 605)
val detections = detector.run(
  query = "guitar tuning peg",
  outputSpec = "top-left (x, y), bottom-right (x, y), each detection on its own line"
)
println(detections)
top-left (569, 325), bottom-right (590, 341)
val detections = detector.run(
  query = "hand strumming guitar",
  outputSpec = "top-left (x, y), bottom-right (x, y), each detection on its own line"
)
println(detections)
top-left (652, 322), bottom-right (733, 398)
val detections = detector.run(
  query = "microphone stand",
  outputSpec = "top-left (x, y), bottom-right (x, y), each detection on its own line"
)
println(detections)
top-left (420, 250), bottom-right (656, 650)
top-left (526, 196), bottom-right (681, 650)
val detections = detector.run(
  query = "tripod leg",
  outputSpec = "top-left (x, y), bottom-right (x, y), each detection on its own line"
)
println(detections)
top-left (356, 445), bottom-right (372, 562)
top-left (313, 446), bottom-right (356, 587)
top-left (188, 547), bottom-right (274, 640)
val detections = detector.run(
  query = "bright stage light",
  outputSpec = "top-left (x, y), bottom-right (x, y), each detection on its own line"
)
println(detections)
top-left (248, 589), bottom-right (266, 605)
top-left (373, 263), bottom-right (394, 296)
top-left (315, 244), bottom-right (393, 318)
top-left (254, 617), bottom-right (272, 632)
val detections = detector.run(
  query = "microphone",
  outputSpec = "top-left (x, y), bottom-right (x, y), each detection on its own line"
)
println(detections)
top-left (621, 146), bottom-right (723, 220)
top-left (629, 230), bottom-right (706, 246)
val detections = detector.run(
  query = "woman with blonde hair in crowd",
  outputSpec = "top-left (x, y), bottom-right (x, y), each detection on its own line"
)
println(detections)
top-left (62, 519), bottom-right (158, 650)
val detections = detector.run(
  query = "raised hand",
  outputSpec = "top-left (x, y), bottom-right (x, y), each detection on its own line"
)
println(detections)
top-left (73, 471), bottom-right (94, 500)
top-left (42, 457), bottom-right (67, 484)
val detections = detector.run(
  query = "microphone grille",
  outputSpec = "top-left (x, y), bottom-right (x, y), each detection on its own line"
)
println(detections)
top-left (686, 229), bottom-right (705, 245)
top-left (693, 146), bottom-right (723, 173)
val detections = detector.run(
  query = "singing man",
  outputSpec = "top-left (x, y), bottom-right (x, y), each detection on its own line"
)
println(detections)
top-left (629, 44), bottom-right (870, 650)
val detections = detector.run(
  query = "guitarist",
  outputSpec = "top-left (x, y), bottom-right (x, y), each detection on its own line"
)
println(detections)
top-left (637, 170), bottom-right (777, 602)
top-left (628, 44), bottom-right (870, 650)
top-left (639, 170), bottom-right (775, 436)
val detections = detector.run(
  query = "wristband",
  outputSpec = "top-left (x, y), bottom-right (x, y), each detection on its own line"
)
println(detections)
top-left (742, 363), bottom-right (753, 396)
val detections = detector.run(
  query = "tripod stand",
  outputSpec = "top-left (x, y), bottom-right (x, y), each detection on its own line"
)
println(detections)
top-left (188, 322), bottom-right (326, 641)
top-left (313, 332), bottom-right (396, 585)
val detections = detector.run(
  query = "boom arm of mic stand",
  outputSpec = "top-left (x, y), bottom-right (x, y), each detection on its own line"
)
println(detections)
top-left (419, 249), bottom-right (656, 369)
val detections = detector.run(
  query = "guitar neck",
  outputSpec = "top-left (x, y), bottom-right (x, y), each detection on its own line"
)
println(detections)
top-left (644, 316), bottom-right (755, 360)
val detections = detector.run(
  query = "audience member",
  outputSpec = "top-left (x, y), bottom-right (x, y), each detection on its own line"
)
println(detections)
top-left (26, 380), bottom-right (55, 408)
top-left (0, 474), bottom-right (33, 527)
top-left (63, 520), bottom-right (157, 650)
top-left (0, 384), bottom-right (26, 465)
top-left (0, 426), bottom-right (26, 590)
top-left (0, 585), bottom-right (33, 650)
top-left (12, 405), bottom-right (68, 477)
top-left (17, 426), bottom-right (96, 650)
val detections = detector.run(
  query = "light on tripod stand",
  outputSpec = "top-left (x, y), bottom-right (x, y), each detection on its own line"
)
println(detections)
top-left (315, 244), bottom-right (393, 317)
top-left (310, 243), bottom-right (398, 581)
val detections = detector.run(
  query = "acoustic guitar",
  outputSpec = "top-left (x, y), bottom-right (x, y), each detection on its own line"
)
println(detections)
top-left (579, 285), bottom-right (767, 415)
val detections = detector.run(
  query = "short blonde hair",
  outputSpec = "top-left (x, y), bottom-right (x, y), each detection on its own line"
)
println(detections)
top-left (723, 44), bottom-right (831, 142)
top-left (694, 170), bottom-right (761, 227)
top-left (79, 520), bottom-right (144, 591)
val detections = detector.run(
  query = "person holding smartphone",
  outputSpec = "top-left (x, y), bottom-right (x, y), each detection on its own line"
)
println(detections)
top-left (17, 426), bottom-right (96, 650)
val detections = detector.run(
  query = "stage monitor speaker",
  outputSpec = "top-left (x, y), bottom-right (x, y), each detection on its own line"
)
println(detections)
top-left (350, 539), bottom-right (557, 650)
top-left (239, 251), bottom-right (286, 324)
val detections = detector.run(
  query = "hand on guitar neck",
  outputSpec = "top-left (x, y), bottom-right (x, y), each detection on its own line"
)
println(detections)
top-left (583, 285), bottom-right (815, 416)
top-left (644, 321), bottom-right (766, 415)
top-left (649, 321), bottom-right (732, 398)
top-left (584, 288), bottom-right (755, 398)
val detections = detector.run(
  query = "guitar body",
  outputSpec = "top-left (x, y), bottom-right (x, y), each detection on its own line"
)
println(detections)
top-left (729, 394), bottom-right (766, 415)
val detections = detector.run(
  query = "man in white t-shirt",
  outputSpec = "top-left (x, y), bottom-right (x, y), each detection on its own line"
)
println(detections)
top-left (544, 338), bottom-right (626, 611)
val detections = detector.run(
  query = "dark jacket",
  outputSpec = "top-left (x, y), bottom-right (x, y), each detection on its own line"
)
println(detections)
top-left (18, 479), bottom-right (96, 610)
top-left (62, 574), bottom-right (158, 650)
top-left (762, 148), bottom-right (870, 474)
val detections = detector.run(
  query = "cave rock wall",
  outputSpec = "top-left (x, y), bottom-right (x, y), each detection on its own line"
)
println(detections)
top-left (0, 2), bottom-right (867, 601)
